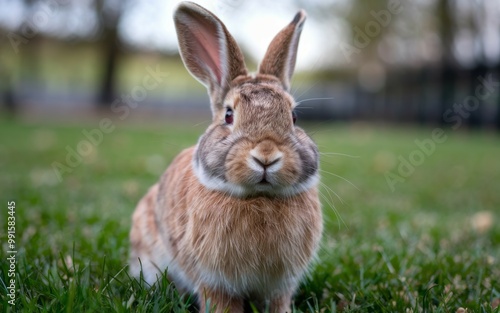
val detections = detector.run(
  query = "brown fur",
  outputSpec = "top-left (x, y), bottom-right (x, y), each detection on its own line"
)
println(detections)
top-left (259, 10), bottom-right (306, 91)
top-left (131, 148), bottom-right (321, 312)
top-left (129, 2), bottom-right (322, 312)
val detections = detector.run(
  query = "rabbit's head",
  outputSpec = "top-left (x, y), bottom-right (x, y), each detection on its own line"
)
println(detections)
top-left (174, 2), bottom-right (318, 197)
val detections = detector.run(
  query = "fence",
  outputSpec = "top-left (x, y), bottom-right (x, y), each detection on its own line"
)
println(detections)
top-left (298, 64), bottom-right (500, 130)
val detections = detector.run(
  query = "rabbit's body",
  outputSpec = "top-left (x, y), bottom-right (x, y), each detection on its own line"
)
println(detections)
top-left (130, 146), bottom-right (321, 297)
top-left (130, 2), bottom-right (322, 312)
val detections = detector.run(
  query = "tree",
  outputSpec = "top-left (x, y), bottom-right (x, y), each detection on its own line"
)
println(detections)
top-left (94, 0), bottom-right (125, 110)
top-left (437, 0), bottom-right (458, 126)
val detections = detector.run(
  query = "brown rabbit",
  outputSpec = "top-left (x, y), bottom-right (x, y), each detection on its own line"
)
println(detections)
top-left (129, 2), bottom-right (322, 312)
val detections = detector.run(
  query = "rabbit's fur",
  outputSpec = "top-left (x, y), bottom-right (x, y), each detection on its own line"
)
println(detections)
top-left (129, 2), bottom-right (322, 312)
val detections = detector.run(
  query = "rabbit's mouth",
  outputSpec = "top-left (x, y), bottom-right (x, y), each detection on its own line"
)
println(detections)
top-left (258, 179), bottom-right (271, 185)
top-left (251, 181), bottom-right (278, 195)
top-left (258, 171), bottom-right (272, 185)
top-left (256, 179), bottom-right (272, 188)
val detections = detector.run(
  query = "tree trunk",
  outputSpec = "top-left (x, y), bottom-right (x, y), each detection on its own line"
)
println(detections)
top-left (437, 0), bottom-right (456, 126)
top-left (97, 27), bottom-right (120, 110)
top-left (0, 56), bottom-right (16, 115)
top-left (497, 62), bottom-right (500, 131)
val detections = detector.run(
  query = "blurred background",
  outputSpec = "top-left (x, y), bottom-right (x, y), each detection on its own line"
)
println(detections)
top-left (1, 0), bottom-right (499, 127)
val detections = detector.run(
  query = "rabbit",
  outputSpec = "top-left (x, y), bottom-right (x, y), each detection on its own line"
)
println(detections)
top-left (129, 2), bottom-right (323, 312)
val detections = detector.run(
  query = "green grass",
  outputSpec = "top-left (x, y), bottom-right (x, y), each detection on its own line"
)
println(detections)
top-left (0, 117), bottom-right (499, 312)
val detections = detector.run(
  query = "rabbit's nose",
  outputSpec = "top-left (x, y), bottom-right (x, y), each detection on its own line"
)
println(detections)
top-left (251, 155), bottom-right (281, 169)
top-left (249, 149), bottom-right (283, 173)
top-left (249, 139), bottom-right (283, 172)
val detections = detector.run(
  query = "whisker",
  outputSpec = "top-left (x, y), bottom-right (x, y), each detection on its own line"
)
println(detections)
top-left (320, 152), bottom-right (361, 159)
top-left (296, 97), bottom-right (335, 106)
top-left (319, 181), bottom-right (348, 230)
top-left (319, 159), bottom-right (337, 168)
top-left (291, 80), bottom-right (319, 100)
top-left (291, 52), bottom-right (325, 100)
top-left (320, 181), bottom-right (346, 205)
top-left (192, 120), bottom-right (211, 127)
top-left (319, 191), bottom-right (341, 230)
top-left (319, 169), bottom-right (360, 191)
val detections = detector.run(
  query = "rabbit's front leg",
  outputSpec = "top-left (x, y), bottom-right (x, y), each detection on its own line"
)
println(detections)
top-left (268, 292), bottom-right (293, 313)
top-left (198, 286), bottom-right (244, 313)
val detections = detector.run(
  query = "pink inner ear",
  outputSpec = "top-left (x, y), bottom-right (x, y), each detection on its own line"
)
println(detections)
top-left (189, 20), bottom-right (223, 84)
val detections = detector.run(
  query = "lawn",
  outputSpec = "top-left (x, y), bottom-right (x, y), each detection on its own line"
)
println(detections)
top-left (0, 117), bottom-right (499, 312)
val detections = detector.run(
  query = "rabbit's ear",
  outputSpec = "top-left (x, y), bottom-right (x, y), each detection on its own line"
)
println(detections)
top-left (174, 2), bottom-right (247, 113)
top-left (259, 10), bottom-right (306, 91)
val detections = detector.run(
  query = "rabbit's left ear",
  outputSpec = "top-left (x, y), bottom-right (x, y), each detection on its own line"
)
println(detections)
top-left (174, 2), bottom-right (247, 114)
top-left (259, 10), bottom-right (306, 91)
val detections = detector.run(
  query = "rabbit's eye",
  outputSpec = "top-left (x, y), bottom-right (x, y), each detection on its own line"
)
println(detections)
top-left (225, 108), bottom-right (234, 125)
top-left (292, 110), bottom-right (297, 124)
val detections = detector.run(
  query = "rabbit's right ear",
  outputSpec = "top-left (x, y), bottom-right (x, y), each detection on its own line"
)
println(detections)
top-left (174, 2), bottom-right (247, 115)
top-left (259, 10), bottom-right (306, 91)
